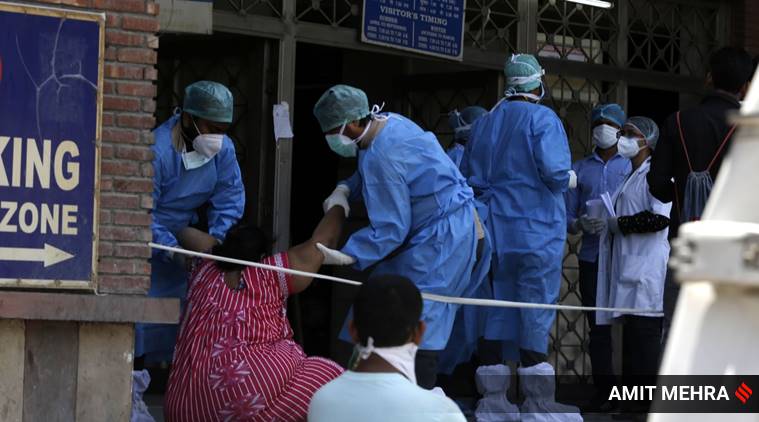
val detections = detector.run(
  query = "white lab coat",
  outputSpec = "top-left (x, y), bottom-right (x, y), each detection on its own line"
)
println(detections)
top-left (596, 158), bottom-right (671, 325)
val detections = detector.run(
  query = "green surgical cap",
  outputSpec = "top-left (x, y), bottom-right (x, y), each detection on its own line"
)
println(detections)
top-left (313, 85), bottom-right (371, 132)
top-left (183, 81), bottom-right (234, 123)
top-left (504, 54), bottom-right (544, 93)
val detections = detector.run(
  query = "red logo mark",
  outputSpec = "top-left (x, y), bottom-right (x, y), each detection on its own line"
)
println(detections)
top-left (736, 382), bottom-right (753, 404)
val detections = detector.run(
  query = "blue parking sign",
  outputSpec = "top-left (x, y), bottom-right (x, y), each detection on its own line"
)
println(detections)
top-left (0, 3), bottom-right (104, 289)
top-left (361, 0), bottom-right (467, 61)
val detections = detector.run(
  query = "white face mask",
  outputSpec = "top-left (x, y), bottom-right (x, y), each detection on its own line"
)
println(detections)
top-left (617, 136), bottom-right (644, 158)
top-left (355, 337), bottom-right (419, 384)
top-left (592, 124), bottom-right (619, 149)
top-left (191, 118), bottom-right (224, 159)
top-left (182, 150), bottom-right (212, 170)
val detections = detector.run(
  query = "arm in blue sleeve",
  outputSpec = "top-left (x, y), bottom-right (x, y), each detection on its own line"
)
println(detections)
top-left (533, 112), bottom-right (571, 193)
top-left (339, 171), bottom-right (364, 203)
top-left (207, 140), bottom-right (245, 241)
top-left (341, 157), bottom-right (411, 270)
top-left (151, 150), bottom-right (178, 262)
top-left (565, 161), bottom-right (581, 232)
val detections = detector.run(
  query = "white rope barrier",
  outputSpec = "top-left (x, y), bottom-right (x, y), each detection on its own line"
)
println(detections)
top-left (149, 242), bottom-right (663, 314)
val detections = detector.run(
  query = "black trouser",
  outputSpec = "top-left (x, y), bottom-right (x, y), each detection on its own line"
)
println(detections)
top-left (415, 350), bottom-right (439, 390)
top-left (622, 316), bottom-right (662, 381)
top-left (578, 260), bottom-right (614, 398)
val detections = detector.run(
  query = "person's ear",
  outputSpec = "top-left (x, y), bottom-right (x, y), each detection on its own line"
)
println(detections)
top-left (344, 120), bottom-right (363, 137)
top-left (705, 72), bottom-right (713, 88)
top-left (412, 320), bottom-right (426, 345)
top-left (349, 320), bottom-right (360, 344)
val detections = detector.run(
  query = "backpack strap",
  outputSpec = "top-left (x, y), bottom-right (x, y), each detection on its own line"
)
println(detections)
top-left (705, 124), bottom-right (737, 172)
top-left (675, 111), bottom-right (694, 173)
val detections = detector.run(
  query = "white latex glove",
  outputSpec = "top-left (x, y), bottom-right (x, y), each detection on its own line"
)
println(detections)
top-left (568, 170), bottom-right (578, 189)
top-left (573, 215), bottom-right (605, 235)
top-left (323, 185), bottom-right (351, 218)
top-left (316, 242), bottom-right (356, 266)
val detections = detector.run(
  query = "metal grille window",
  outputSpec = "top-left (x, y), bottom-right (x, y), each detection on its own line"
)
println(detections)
top-left (295, 0), bottom-right (359, 27)
top-left (465, 0), bottom-right (520, 53)
top-left (214, 0), bottom-right (283, 18)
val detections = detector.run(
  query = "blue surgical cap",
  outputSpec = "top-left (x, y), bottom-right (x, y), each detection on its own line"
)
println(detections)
top-left (504, 54), bottom-right (544, 93)
top-left (449, 106), bottom-right (488, 141)
top-left (592, 103), bottom-right (626, 128)
top-left (313, 85), bottom-right (371, 132)
top-left (625, 116), bottom-right (660, 150)
top-left (183, 81), bottom-right (234, 123)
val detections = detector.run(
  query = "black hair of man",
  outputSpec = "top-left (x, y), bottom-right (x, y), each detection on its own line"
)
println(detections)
top-left (708, 46), bottom-right (754, 94)
top-left (211, 222), bottom-right (271, 271)
top-left (353, 275), bottom-right (423, 348)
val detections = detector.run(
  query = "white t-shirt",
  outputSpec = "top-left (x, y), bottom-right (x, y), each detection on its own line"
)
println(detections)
top-left (308, 371), bottom-right (466, 422)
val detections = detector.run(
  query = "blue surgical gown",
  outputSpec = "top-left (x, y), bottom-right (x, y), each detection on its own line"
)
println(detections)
top-left (461, 100), bottom-right (571, 356)
top-left (136, 114), bottom-right (245, 361)
top-left (340, 114), bottom-right (486, 351)
top-left (446, 143), bottom-right (465, 168)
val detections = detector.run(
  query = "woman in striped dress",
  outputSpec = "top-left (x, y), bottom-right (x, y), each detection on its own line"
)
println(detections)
top-left (165, 207), bottom-right (346, 421)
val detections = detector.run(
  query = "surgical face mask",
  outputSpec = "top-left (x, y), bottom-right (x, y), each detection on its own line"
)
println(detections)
top-left (325, 122), bottom-right (372, 158)
top-left (355, 337), bottom-right (419, 384)
top-left (191, 118), bottom-right (224, 159)
top-left (182, 150), bottom-right (212, 170)
top-left (592, 124), bottom-right (619, 149)
top-left (617, 136), bottom-right (644, 158)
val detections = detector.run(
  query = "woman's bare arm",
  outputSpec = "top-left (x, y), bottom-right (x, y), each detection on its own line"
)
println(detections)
top-left (286, 206), bottom-right (346, 293)
top-left (177, 227), bottom-right (219, 252)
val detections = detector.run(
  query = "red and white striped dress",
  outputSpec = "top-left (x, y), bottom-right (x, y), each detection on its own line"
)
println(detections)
top-left (164, 253), bottom-right (343, 422)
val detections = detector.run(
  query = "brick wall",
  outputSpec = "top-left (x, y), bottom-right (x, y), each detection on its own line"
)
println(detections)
top-left (29, 0), bottom-right (159, 294)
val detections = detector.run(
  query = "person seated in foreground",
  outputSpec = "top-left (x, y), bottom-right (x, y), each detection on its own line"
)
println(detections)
top-left (164, 207), bottom-right (346, 422)
top-left (308, 275), bottom-right (466, 422)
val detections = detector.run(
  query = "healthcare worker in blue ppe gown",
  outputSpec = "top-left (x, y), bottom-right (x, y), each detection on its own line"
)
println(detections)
top-left (447, 106), bottom-right (488, 168)
top-left (312, 85), bottom-right (490, 390)
top-left (136, 81), bottom-right (245, 362)
top-left (462, 52), bottom-right (574, 367)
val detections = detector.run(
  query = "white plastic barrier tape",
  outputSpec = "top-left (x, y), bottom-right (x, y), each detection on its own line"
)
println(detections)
top-left (149, 242), bottom-right (663, 314)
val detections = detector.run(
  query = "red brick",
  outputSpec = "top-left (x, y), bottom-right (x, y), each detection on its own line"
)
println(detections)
top-left (122, 16), bottom-right (159, 33)
top-left (114, 243), bottom-right (151, 258)
top-left (101, 226), bottom-right (151, 242)
top-left (61, 0), bottom-right (92, 6)
top-left (101, 193), bottom-right (140, 209)
top-left (113, 210), bottom-right (152, 226)
top-left (118, 48), bottom-right (157, 65)
top-left (104, 95), bottom-right (141, 112)
top-left (100, 177), bottom-right (113, 191)
top-left (106, 30), bottom-right (145, 47)
top-left (140, 194), bottom-right (153, 210)
top-left (106, 14), bottom-right (121, 28)
top-left (98, 275), bottom-right (149, 294)
top-left (117, 114), bottom-right (155, 129)
top-left (144, 67), bottom-right (158, 81)
top-left (140, 162), bottom-right (154, 177)
top-left (105, 63), bottom-right (143, 80)
top-left (102, 112), bottom-right (115, 126)
top-left (94, 0), bottom-right (146, 13)
top-left (101, 144), bottom-right (115, 159)
top-left (146, 1), bottom-right (159, 16)
top-left (104, 46), bottom-right (118, 61)
top-left (115, 145), bottom-right (152, 161)
top-left (142, 99), bottom-right (156, 113)
top-left (102, 128), bottom-right (140, 143)
top-left (98, 258), bottom-right (138, 274)
top-left (100, 209), bottom-right (111, 225)
top-left (102, 160), bottom-right (140, 176)
top-left (113, 178), bottom-right (153, 193)
top-left (98, 241), bottom-right (114, 257)
top-left (103, 80), bottom-right (116, 95)
top-left (117, 81), bottom-right (156, 97)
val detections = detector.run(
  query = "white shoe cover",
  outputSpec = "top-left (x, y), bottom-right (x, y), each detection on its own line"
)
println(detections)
top-left (475, 364), bottom-right (520, 422)
top-left (518, 363), bottom-right (583, 422)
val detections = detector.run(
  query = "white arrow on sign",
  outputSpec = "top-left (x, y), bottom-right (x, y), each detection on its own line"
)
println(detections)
top-left (0, 243), bottom-right (75, 267)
